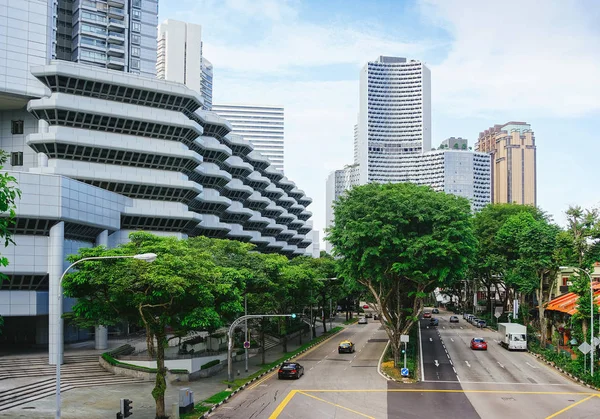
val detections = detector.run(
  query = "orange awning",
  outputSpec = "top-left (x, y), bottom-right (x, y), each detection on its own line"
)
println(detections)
top-left (546, 283), bottom-right (600, 315)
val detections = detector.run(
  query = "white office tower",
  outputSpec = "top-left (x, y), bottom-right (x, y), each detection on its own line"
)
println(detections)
top-left (213, 104), bottom-right (285, 172)
top-left (357, 56), bottom-right (431, 184)
top-left (324, 164), bottom-right (360, 253)
top-left (157, 19), bottom-right (212, 110)
top-left (55, 0), bottom-right (158, 76)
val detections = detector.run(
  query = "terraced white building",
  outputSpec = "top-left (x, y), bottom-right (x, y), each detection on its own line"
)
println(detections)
top-left (0, 61), bottom-right (313, 360)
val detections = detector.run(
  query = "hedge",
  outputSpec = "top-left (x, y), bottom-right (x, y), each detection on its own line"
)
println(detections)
top-left (200, 359), bottom-right (220, 370)
top-left (101, 353), bottom-right (158, 373)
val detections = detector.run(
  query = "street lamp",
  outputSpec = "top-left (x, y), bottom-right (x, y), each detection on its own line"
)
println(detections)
top-left (560, 266), bottom-right (596, 377)
top-left (55, 253), bottom-right (157, 419)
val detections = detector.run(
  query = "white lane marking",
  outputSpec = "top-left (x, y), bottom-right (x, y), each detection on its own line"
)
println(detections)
top-left (456, 375), bottom-right (461, 382)
top-left (451, 338), bottom-right (454, 342)
top-left (497, 361), bottom-right (505, 369)
top-left (424, 380), bottom-right (571, 386)
top-left (453, 367), bottom-right (457, 373)
top-left (418, 321), bottom-right (425, 382)
top-left (443, 327), bottom-right (446, 329)
top-left (317, 360), bottom-right (322, 363)
top-left (434, 360), bottom-right (439, 367)
top-left (460, 327), bottom-right (463, 330)
top-left (310, 367), bottom-right (314, 370)
top-left (526, 362), bottom-right (539, 369)
top-left (465, 361), bottom-right (471, 368)
top-left (429, 338), bottom-right (433, 342)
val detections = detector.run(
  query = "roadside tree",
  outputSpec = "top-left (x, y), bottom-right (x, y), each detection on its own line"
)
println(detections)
top-left (327, 182), bottom-right (476, 364)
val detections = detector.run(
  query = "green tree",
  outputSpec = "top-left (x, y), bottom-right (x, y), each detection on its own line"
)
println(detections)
top-left (0, 150), bottom-right (21, 334)
top-left (496, 212), bottom-right (561, 346)
top-left (63, 232), bottom-right (241, 419)
top-left (327, 182), bottom-right (476, 364)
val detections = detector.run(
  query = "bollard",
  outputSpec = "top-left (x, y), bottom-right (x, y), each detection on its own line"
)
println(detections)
top-left (171, 402), bottom-right (179, 419)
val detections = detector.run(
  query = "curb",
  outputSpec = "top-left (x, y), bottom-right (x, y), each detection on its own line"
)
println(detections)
top-left (527, 350), bottom-right (600, 391)
top-left (199, 327), bottom-right (343, 418)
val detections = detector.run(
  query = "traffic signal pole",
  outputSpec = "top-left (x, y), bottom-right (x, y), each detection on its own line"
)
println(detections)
top-left (227, 314), bottom-right (297, 381)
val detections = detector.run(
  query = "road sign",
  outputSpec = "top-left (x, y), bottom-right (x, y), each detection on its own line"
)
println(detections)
top-left (578, 342), bottom-right (592, 354)
top-left (593, 337), bottom-right (600, 347)
top-left (401, 368), bottom-right (409, 377)
top-left (243, 341), bottom-right (250, 349)
top-left (400, 334), bottom-right (409, 343)
top-left (494, 312), bottom-right (501, 319)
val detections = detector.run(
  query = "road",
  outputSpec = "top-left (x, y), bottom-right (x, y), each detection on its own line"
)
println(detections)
top-left (208, 308), bottom-right (600, 419)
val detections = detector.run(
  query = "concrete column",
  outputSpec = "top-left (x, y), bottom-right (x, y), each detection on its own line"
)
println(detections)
top-left (94, 230), bottom-right (109, 350)
top-left (38, 119), bottom-right (49, 133)
top-left (48, 221), bottom-right (64, 365)
top-left (38, 153), bottom-right (48, 167)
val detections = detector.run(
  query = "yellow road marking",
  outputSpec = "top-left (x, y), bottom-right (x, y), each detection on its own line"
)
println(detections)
top-left (294, 389), bottom-right (593, 395)
top-left (544, 394), bottom-right (598, 419)
top-left (268, 390), bottom-right (297, 419)
top-left (297, 391), bottom-right (376, 418)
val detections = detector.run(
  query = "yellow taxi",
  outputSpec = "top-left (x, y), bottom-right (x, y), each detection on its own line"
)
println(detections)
top-left (338, 340), bottom-right (356, 354)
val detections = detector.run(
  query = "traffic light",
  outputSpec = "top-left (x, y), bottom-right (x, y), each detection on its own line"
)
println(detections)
top-left (120, 398), bottom-right (133, 418)
top-left (291, 313), bottom-right (297, 318)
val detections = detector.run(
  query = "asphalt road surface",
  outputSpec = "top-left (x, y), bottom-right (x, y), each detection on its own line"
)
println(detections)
top-left (208, 309), bottom-right (600, 419)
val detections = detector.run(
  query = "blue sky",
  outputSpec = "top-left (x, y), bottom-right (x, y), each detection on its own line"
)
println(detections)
top-left (159, 0), bottom-right (600, 246)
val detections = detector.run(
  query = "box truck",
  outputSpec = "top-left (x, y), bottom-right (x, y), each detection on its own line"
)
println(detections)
top-left (498, 323), bottom-right (527, 350)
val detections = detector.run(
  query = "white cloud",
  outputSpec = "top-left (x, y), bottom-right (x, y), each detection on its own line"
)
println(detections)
top-left (420, 0), bottom-right (600, 117)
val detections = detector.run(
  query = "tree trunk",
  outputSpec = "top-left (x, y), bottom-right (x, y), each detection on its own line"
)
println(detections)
top-left (152, 330), bottom-right (168, 419)
top-left (281, 318), bottom-right (288, 353)
top-left (146, 327), bottom-right (155, 358)
top-left (486, 281), bottom-right (492, 316)
top-left (537, 287), bottom-right (547, 348)
top-left (260, 319), bottom-right (266, 365)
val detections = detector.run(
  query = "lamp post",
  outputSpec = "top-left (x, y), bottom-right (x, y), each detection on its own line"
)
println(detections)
top-left (560, 266), bottom-right (595, 377)
top-left (55, 253), bottom-right (157, 419)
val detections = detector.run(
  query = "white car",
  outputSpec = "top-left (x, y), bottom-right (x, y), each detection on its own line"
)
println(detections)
top-left (358, 317), bottom-right (368, 324)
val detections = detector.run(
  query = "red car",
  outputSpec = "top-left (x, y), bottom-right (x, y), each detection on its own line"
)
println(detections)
top-left (470, 338), bottom-right (488, 350)
top-left (363, 304), bottom-right (369, 309)
top-left (423, 312), bottom-right (432, 319)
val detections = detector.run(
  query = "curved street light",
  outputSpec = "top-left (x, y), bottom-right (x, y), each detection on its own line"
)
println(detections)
top-left (559, 266), bottom-right (595, 377)
top-left (55, 253), bottom-right (157, 419)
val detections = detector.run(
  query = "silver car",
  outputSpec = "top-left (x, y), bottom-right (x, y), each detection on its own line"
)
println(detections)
top-left (358, 317), bottom-right (368, 324)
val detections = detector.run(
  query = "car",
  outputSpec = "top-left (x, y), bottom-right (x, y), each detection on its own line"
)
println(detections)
top-left (429, 318), bottom-right (439, 327)
top-left (449, 315), bottom-right (459, 323)
top-left (423, 312), bottom-right (432, 319)
top-left (476, 320), bottom-right (487, 328)
top-left (358, 317), bottom-right (368, 324)
top-left (432, 308), bottom-right (439, 314)
top-left (470, 338), bottom-right (488, 350)
top-left (374, 314), bottom-right (380, 320)
top-left (363, 304), bottom-right (370, 309)
top-left (278, 362), bottom-right (304, 379)
top-left (365, 312), bottom-right (373, 318)
top-left (471, 317), bottom-right (480, 326)
top-left (338, 340), bottom-right (356, 353)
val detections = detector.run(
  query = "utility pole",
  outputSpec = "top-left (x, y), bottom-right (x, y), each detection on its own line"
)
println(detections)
top-left (244, 294), bottom-right (248, 373)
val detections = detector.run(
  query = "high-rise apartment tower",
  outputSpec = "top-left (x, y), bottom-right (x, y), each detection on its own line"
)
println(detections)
top-left (475, 122), bottom-right (536, 205)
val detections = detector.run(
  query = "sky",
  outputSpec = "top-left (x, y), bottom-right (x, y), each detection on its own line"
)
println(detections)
top-left (159, 0), bottom-right (600, 249)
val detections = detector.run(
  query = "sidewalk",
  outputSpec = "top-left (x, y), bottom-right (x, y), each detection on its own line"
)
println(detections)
top-left (0, 319), bottom-right (346, 418)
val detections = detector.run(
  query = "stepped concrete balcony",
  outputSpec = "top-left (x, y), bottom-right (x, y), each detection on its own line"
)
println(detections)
top-left (263, 202), bottom-right (284, 219)
top-left (287, 187), bottom-right (305, 202)
top-left (263, 184), bottom-right (285, 200)
top-left (220, 200), bottom-right (254, 224)
top-left (226, 224), bottom-right (254, 242)
top-left (277, 176), bottom-right (295, 192)
top-left (198, 136), bottom-right (232, 165)
top-left (266, 240), bottom-right (286, 253)
top-left (192, 109), bottom-right (232, 140)
top-left (288, 203), bottom-right (304, 216)
top-left (288, 234), bottom-right (304, 245)
top-left (297, 237), bottom-right (313, 249)
top-left (297, 225), bottom-right (312, 235)
top-left (245, 171), bottom-right (270, 192)
top-left (224, 156), bottom-right (253, 180)
top-left (221, 179), bottom-right (253, 204)
top-left (121, 201), bottom-right (202, 233)
top-left (196, 162), bottom-right (232, 193)
top-left (244, 212), bottom-right (271, 232)
top-left (276, 211), bottom-right (295, 226)
top-left (289, 217), bottom-right (304, 231)
top-left (248, 231), bottom-right (271, 250)
top-left (293, 248), bottom-right (306, 256)
top-left (192, 214), bottom-right (231, 238)
top-left (298, 210), bottom-right (313, 221)
top-left (276, 193), bottom-right (296, 210)
top-left (31, 61), bottom-right (204, 114)
top-left (282, 244), bottom-right (299, 255)
top-left (276, 229), bottom-right (296, 242)
top-left (246, 150), bottom-right (271, 173)
top-left (246, 192), bottom-right (270, 211)
top-left (223, 133), bottom-right (253, 159)
top-left (262, 164), bottom-right (284, 182)
top-left (262, 220), bottom-right (285, 238)
top-left (298, 194), bottom-right (313, 207)
top-left (188, 188), bottom-right (231, 216)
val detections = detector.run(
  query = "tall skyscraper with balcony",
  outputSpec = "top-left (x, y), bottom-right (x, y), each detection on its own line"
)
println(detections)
top-left (475, 121), bottom-right (536, 205)
top-left (356, 56), bottom-right (431, 184)
top-left (213, 104), bottom-right (285, 172)
top-left (156, 19), bottom-right (213, 109)
top-left (55, 0), bottom-right (158, 76)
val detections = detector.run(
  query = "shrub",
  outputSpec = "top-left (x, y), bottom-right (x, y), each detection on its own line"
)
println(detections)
top-left (200, 359), bottom-right (220, 370)
top-left (170, 369), bottom-right (189, 374)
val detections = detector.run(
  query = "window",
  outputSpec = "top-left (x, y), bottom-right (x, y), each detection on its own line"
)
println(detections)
top-left (81, 11), bottom-right (107, 23)
top-left (130, 58), bottom-right (140, 69)
top-left (131, 34), bottom-right (141, 45)
top-left (132, 9), bottom-right (141, 20)
top-left (11, 152), bottom-right (23, 166)
top-left (131, 46), bottom-right (140, 57)
top-left (80, 49), bottom-right (107, 62)
top-left (80, 36), bottom-right (106, 48)
top-left (11, 120), bottom-right (24, 134)
top-left (132, 22), bottom-right (141, 33)
top-left (81, 23), bottom-right (107, 36)
top-left (132, 0), bottom-right (141, 8)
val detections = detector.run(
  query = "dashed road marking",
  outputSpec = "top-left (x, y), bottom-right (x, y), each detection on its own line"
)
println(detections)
top-left (465, 361), bottom-right (471, 368)
top-left (497, 361), bottom-right (505, 369)
top-left (429, 338), bottom-right (433, 342)
top-left (526, 362), bottom-right (539, 369)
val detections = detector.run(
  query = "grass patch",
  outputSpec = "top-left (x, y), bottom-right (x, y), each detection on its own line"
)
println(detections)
top-left (343, 318), bottom-right (359, 325)
top-left (101, 353), bottom-right (158, 373)
top-left (381, 360), bottom-right (403, 380)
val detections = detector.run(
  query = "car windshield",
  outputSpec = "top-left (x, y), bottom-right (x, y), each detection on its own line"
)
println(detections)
top-left (282, 364), bottom-right (297, 370)
top-left (473, 338), bottom-right (485, 343)
top-left (340, 343), bottom-right (350, 348)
